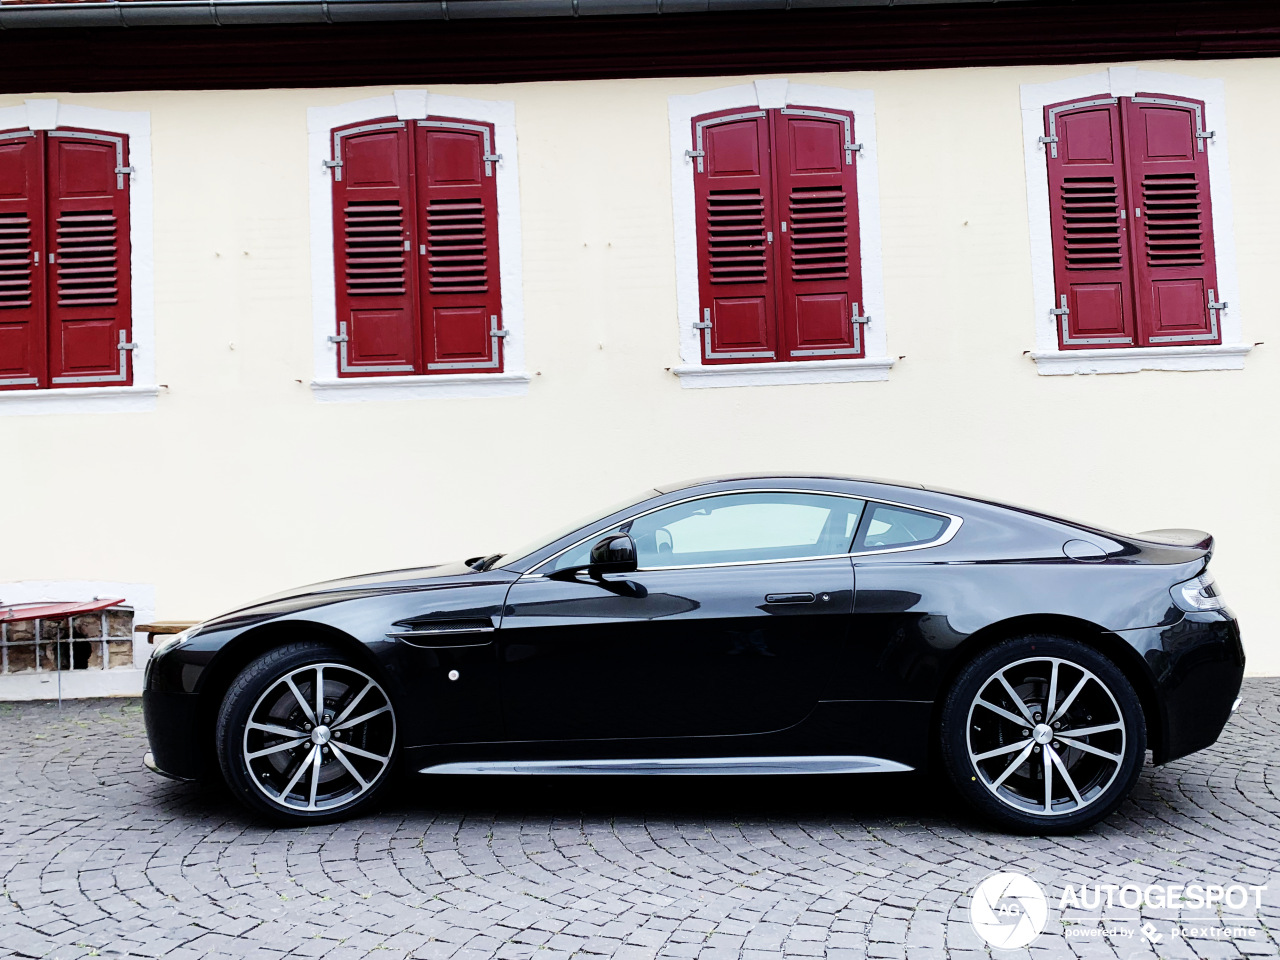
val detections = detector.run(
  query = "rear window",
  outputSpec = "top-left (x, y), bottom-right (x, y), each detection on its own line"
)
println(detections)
top-left (855, 503), bottom-right (949, 550)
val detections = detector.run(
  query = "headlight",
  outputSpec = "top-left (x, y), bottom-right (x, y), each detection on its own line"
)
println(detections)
top-left (154, 624), bottom-right (202, 654)
top-left (1171, 571), bottom-right (1225, 612)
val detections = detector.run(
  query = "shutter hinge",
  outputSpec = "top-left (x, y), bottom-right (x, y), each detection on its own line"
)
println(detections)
top-left (323, 160), bottom-right (343, 168)
top-left (851, 303), bottom-right (870, 325)
top-left (1038, 135), bottom-right (1058, 145)
top-left (1208, 290), bottom-right (1228, 312)
top-left (845, 142), bottom-right (863, 164)
top-left (694, 306), bottom-right (712, 330)
top-left (1197, 130), bottom-right (1216, 142)
top-left (120, 340), bottom-right (138, 351)
top-left (685, 148), bottom-right (706, 173)
top-left (1038, 134), bottom-right (1059, 158)
top-left (324, 159), bottom-right (343, 181)
top-left (115, 165), bottom-right (135, 176)
top-left (114, 165), bottom-right (135, 188)
top-left (1050, 294), bottom-right (1070, 325)
top-left (484, 153), bottom-right (503, 163)
top-left (327, 332), bottom-right (349, 344)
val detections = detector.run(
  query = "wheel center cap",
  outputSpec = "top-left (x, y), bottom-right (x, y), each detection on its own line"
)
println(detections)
top-left (311, 725), bottom-right (331, 746)
top-left (1032, 723), bottom-right (1054, 745)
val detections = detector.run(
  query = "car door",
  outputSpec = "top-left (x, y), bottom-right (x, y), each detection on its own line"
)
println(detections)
top-left (496, 490), bottom-right (862, 744)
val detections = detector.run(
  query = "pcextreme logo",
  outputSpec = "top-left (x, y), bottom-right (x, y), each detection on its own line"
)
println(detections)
top-left (969, 872), bottom-right (1049, 949)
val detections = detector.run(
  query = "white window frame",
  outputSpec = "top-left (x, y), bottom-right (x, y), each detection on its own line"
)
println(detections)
top-left (307, 90), bottom-right (530, 402)
top-left (0, 99), bottom-right (156, 416)
top-left (1021, 67), bottom-right (1250, 375)
top-left (0, 579), bottom-right (157, 699)
top-left (668, 79), bottom-right (893, 389)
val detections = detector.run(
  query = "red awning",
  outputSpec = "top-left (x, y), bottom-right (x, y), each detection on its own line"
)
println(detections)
top-left (0, 599), bottom-right (126, 624)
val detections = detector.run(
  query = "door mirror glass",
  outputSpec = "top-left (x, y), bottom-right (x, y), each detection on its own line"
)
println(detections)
top-left (588, 534), bottom-right (638, 573)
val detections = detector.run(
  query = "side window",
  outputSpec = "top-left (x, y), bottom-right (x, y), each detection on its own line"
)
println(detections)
top-left (855, 503), bottom-right (948, 550)
top-left (629, 492), bottom-right (864, 568)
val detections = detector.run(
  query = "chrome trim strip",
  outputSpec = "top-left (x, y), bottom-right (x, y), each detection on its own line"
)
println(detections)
top-left (420, 755), bottom-right (915, 776)
top-left (522, 488), bottom-right (963, 576)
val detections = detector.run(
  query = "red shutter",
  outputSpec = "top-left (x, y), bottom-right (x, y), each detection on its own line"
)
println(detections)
top-left (1044, 97), bottom-right (1136, 349)
top-left (692, 110), bottom-right (777, 363)
top-left (414, 119), bottom-right (504, 372)
top-left (1124, 95), bottom-right (1221, 345)
top-left (331, 120), bottom-right (419, 376)
top-left (0, 129), bottom-right (46, 389)
top-left (772, 108), bottom-right (863, 359)
top-left (45, 129), bottom-right (133, 386)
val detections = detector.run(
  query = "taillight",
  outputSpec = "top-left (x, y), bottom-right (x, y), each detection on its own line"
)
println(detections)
top-left (1171, 570), bottom-right (1225, 612)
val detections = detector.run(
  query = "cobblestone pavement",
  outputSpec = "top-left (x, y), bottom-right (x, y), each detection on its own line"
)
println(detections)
top-left (0, 682), bottom-right (1277, 960)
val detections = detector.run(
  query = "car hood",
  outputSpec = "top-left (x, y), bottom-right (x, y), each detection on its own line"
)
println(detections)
top-left (203, 558), bottom-right (505, 626)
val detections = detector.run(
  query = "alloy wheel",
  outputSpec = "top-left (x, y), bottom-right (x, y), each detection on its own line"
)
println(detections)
top-left (242, 662), bottom-right (396, 812)
top-left (965, 656), bottom-right (1126, 817)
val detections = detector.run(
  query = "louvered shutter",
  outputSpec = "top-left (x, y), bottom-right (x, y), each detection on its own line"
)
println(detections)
top-left (44, 130), bottom-right (133, 385)
top-left (331, 120), bottom-right (418, 376)
top-left (1044, 98), bottom-right (1136, 349)
top-left (772, 108), bottom-right (863, 359)
top-left (692, 111), bottom-right (777, 363)
top-left (0, 129), bottom-right (46, 389)
top-left (414, 120), bottom-right (504, 371)
top-left (1124, 95), bottom-right (1221, 344)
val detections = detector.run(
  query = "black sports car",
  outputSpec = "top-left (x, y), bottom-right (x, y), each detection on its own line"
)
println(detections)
top-left (143, 475), bottom-right (1244, 831)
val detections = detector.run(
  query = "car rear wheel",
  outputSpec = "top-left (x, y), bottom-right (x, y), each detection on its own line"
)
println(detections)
top-left (940, 635), bottom-right (1145, 833)
top-left (216, 641), bottom-right (398, 824)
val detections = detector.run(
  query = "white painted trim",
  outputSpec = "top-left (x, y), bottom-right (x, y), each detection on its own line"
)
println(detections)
top-left (668, 80), bottom-right (889, 387)
top-left (672, 357), bottom-right (893, 388)
top-left (1029, 343), bottom-right (1250, 376)
top-left (0, 100), bottom-right (156, 414)
top-left (0, 579), bottom-right (158, 701)
top-left (1020, 67), bottom-right (1245, 374)
top-left (311, 371), bottom-right (530, 402)
top-left (0, 384), bottom-right (158, 416)
top-left (306, 91), bottom-right (528, 400)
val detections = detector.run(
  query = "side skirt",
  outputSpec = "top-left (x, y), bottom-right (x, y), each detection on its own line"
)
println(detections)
top-left (419, 755), bottom-right (914, 776)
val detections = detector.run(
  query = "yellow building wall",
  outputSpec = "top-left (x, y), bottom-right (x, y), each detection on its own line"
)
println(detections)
top-left (1, 61), bottom-right (1276, 672)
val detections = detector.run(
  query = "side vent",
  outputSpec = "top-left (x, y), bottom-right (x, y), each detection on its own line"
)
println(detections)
top-left (706, 188), bottom-right (767, 284)
top-left (427, 198), bottom-right (488, 294)
top-left (1060, 177), bottom-right (1123, 270)
top-left (55, 210), bottom-right (119, 307)
top-left (788, 189), bottom-right (849, 281)
top-left (0, 213), bottom-right (32, 309)
top-left (1142, 173), bottom-right (1205, 267)
top-left (344, 200), bottom-right (406, 296)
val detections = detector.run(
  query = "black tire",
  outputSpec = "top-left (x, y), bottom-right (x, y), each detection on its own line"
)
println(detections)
top-left (216, 641), bottom-right (399, 825)
top-left (939, 635), bottom-right (1145, 833)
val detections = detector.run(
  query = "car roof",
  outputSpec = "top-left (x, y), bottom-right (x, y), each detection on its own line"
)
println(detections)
top-left (654, 473), bottom-right (925, 494)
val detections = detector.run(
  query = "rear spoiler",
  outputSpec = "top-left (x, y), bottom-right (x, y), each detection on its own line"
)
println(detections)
top-left (1133, 528), bottom-right (1214, 559)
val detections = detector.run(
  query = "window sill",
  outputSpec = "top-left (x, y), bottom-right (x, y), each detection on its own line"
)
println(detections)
top-left (1030, 344), bottom-right (1251, 376)
top-left (671, 358), bottom-right (894, 389)
top-left (0, 385), bottom-right (158, 417)
top-left (311, 372), bottom-right (532, 402)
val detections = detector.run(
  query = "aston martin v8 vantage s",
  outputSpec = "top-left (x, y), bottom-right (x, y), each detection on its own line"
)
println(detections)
top-left (142, 475), bottom-right (1244, 831)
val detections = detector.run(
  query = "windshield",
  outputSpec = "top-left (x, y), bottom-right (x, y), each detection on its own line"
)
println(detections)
top-left (494, 488), bottom-right (660, 571)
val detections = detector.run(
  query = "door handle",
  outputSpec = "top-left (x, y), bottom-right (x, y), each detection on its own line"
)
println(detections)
top-left (765, 592), bottom-right (815, 604)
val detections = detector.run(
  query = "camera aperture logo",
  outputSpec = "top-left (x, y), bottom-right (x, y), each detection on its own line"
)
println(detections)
top-left (970, 873), bottom-right (1049, 949)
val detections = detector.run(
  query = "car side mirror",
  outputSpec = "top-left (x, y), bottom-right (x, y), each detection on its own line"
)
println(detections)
top-left (588, 534), bottom-right (638, 575)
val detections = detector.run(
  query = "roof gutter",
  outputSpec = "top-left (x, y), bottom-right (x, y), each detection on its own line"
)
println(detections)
top-left (0, 0), bottom-right (1037, 29)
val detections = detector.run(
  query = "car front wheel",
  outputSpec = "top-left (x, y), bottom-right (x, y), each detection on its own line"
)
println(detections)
top-left (216, 641), bottom-right (398, 824)
top-left (940, 635), bottom-right (1145, 832)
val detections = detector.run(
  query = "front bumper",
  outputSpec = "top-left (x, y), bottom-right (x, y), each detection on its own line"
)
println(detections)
top-left (142, 686), bottom-right (206, 780)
